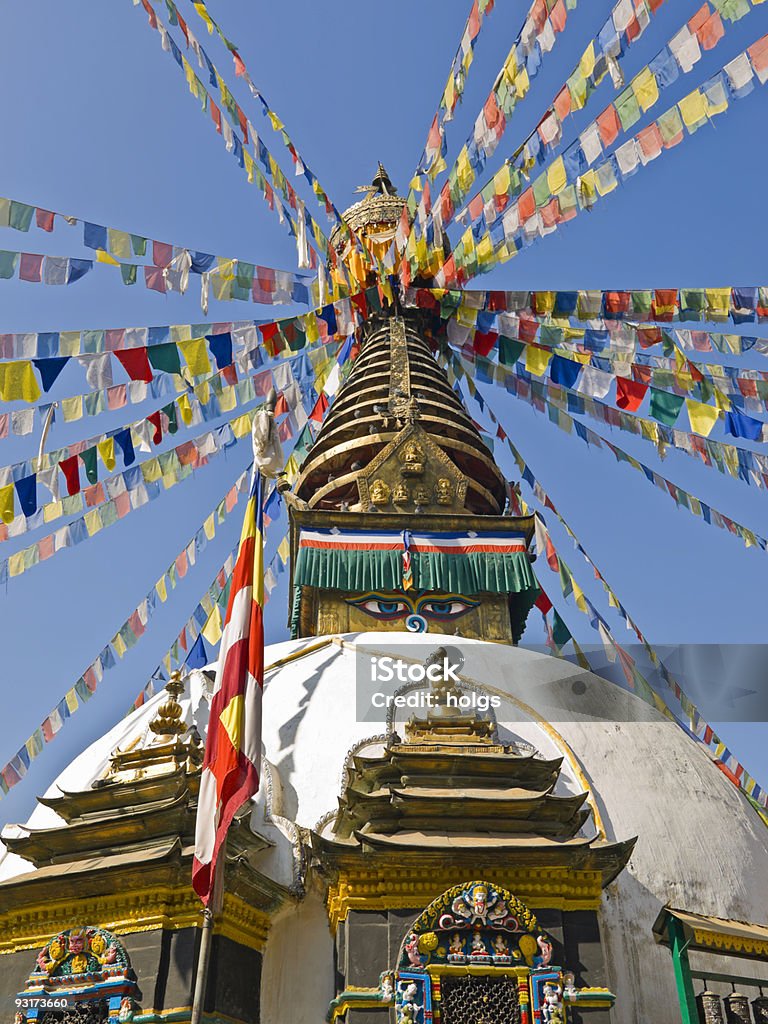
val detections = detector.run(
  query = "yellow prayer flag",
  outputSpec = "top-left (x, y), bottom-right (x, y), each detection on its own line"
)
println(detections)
top-left (632, 67), bottom-right (659, 112)
top-left (706, 288), bottom-right (731, 321)
top-left (686, 398), bottom-right (719, 436)
top-left (180, 338), bottom-right (212, 377)
top-left (203, 513), bottom-right (216, 541)
top-left (268, 111), bottom-right (285, 132)
top-left (66, 689), bottom-right (79, 713)
top-left (62, 396), bottom-right (83, 422)
top-left (9, 551), bottom-right (25, 577)
top-left (231, 413), bottom-right (251, 439)
top-left (514, 66), bottom-right (529, 99)
top-left (156, 576), bottom-right (168, 603)
top-left (277, 537), bottom-right (290, 564)
top-left (546, 156), bottom-right (567, 196)
top-left (525, 345), bottom-right (551, 377)
top-left (579, 42), bottom-right (596, 79)
top-left (477, 235), bottom-right (494, 265)
top-left (572, 580), bottom-right (588, 613)
top-left (177, 393), bottom-right (193, 425)
top-left (112, 633), bottom-right (127, 658)
top-left (244, 150), bottom-right (255, 185)
top-left (97, 438), bottom-right (116, 471)
top-left (456, 149), bottom-right (474, 192)
top-left (284, 453), bottom-right (300, 482)
top-left (96, 249), bottom-right (119, 266)
top-left (494, 164), bottom-right (511, 197)
top-left (218, 386), bottom-right (236, 413)
top-left (202, 606), bottom-right (223, 646)
top-left (59, 331), bottom-right (81, 356)
top-left (44, 500), bottom-right (63, 523)
top-left (141, 458), bottom-right (162, 484)
top-left (713, 386), bottom-right (731, 412)
top-left (0, 484), bottom-right (14, 524)
top-left (0, 360), bottom-right (41, 403)
top-left (678, 90), bottom-right (707, 129)
top-left (107, 229), bottom-right (132, 259)
top-left (85, 509), bottom-right (102, 536)
top-left (193, 1), bottom-right (215, 32)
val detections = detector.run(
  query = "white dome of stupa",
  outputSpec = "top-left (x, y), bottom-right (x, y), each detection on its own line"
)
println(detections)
top-left (3, 631), bottom-right (767, 1024)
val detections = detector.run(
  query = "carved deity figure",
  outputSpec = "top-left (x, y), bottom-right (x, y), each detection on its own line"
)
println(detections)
top-left (404, 933), bottom-right (422, 967)
top-left (118, 999), bottom-right (135, 1024)
top-left (492, 934), bottom-right (510, 958)
top-left (393, 481), bottom-right (409, 504)
top-left (542, 983), bottom-right (564, 1024)
top-left (449, 933), bottom-right (464, 955)
top-left (435, 478), bottom-right (453, 505)
top-left (470, 932), bottom-right (488, 957)
top-left (369, 479), bottom-right (391, 505)
top-left (413, 485), bottom-right (430, 507)
top-left (400, 440), bottom-right (424, 476)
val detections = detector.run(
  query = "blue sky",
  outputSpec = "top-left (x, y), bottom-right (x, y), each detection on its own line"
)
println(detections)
top-left (1, 0), bottom-right (767, 827)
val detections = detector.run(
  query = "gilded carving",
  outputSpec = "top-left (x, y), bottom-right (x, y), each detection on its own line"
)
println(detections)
top-left (435, 479), bottom-right (453, 505)
top-left (369, 479), bottom-right (391, 506)
top-left (357, 423), bottom-right (467, 513)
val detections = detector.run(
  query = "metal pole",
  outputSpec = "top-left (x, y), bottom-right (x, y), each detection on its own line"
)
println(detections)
top-left (190, 848), bottom-right (225, 1024)
top-left (667, 915), bottom-right (699, 1024)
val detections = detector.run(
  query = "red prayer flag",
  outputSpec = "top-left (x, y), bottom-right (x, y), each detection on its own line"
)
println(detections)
top-left (60, 456), bottom-right (81, 496)
top-left (616, 377), bottom-right (648, 412)
top-left (115, 348), bottom-right (153, 383)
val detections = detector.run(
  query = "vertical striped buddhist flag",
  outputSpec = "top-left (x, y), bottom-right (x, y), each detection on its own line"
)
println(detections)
top-left (192, 471), bottom-right (265, 904)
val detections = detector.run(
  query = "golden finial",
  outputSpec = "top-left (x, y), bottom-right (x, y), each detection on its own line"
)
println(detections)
top-left (149, 670), bottom-right (187, 736)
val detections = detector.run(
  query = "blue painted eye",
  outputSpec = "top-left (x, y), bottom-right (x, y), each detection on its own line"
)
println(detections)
top-left (350, 598), bottom-right (411, 620)
top-left (419, 599), bottom-right (477, 620)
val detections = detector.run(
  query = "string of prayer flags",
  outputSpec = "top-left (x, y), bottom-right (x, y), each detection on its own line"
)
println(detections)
top-left (0, 244), bottom-right (311, 307)
top-left (0, 196), bottom-right (312, 303)
top-left (452, 0), bottom-right (756, 244)
top-left (439, 36), bottom-right (768, 286)
top-left (0, 467), bottom-right (253, 799)
top-left (177, 0), bottom-right (344, 229)
top-left (454, 339), bottom-right (768, 498)
top-left (466, 351), bottom-right (768, 553)
top-left (413, 0), bottom-right (669, 259)
top-left (0, 282), bottom-right (379, 360)
top-left (0, 351), bottom-right (323, 538)
top-left (413, 0), bottom-right (496, 181)
top-left (456, 324), bottom-right (768, 427)
top-left (404, 285), bottom-right (768, 326)
top-left (135, 0), bottom-right (334, 273)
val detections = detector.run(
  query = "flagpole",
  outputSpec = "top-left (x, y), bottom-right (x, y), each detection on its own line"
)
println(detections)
top-left (191, 843), bottom-right (225, 1024)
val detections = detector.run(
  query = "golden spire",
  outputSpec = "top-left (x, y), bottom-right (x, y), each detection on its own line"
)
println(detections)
top-left (149, 670), bottom-right (187, 737)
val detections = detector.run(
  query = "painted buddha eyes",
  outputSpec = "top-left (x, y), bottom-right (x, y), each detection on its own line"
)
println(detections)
top-left (419, 599), bottom-right (477, 620)
top-left (348, 594), bottom-right (479, 621)
top-left (354, 598), bottom-right (411, 620)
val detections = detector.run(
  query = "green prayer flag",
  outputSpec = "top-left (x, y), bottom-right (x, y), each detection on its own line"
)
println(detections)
top-left (148, 343), bottom-right (182, 376)
top-left (649, 388), bottom-right (685, 426)
top-left (80, 447), bottom-right (98, 485)
top-left (163, 401), bottom-right (179, 434)
top-left (120, 263), bottom-right (137, 286)
top-left (552, 609), bottom-right (571, 651)
top-left (0, 250), bottom-right (18, 279)
top-left (499, 336), bottom-right (524, 366)
top-left (532, 171), bottom-right (551, 209)
top-left (631, 291), bottom-right (652, 318)
top-left (9, 201), bottom-right (34, 231)
top-left (615, 89), bottom-right (641, 131)
top-left (130, 234), bottom-right (147, 257)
